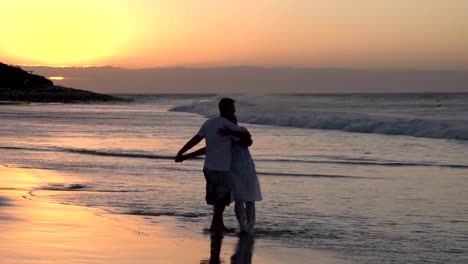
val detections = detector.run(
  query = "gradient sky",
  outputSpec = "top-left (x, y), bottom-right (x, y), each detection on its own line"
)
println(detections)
top-left (1, 0), bottom-right (468, 69)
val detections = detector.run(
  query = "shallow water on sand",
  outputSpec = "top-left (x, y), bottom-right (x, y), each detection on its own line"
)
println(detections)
top-left (1, 94), bottom-right (467, 263)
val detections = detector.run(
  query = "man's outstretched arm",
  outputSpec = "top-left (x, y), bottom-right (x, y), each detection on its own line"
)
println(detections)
top-left (175, 135), bottom-right (204, 162)
top-left (178, 147), bottom-right (206, 163)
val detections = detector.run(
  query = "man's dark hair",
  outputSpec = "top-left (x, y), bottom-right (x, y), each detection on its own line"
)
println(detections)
top-left (218, 98), bottom-right (235, 114)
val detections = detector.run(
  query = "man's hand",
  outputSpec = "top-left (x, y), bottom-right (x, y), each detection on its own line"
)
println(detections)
top-left (175, 152), bottom-right (184, 163)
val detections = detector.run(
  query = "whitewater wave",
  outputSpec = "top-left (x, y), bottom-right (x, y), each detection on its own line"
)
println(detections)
top-left (169, 98), bottom-right (468, 140)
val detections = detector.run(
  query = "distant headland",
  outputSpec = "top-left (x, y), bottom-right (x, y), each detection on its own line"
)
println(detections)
top-left (0, 62), bottom-right (127, 103)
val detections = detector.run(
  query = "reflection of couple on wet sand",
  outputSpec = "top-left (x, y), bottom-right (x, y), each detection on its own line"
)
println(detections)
top-left (175, 98), bottom-right (262, 234)
top-left (200, 233), bottom-right (255, 264)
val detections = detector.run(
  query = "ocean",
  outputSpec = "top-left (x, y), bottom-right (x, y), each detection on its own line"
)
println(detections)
top-left (1, 93), bottom-right (467, 263)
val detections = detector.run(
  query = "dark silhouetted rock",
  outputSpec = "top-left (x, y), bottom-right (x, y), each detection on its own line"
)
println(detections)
top-left (0, 62), bottom-right (128, 103)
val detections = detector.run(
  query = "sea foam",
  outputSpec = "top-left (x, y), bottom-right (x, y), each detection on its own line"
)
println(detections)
top-left (169, 95), bottom-right (468, 140)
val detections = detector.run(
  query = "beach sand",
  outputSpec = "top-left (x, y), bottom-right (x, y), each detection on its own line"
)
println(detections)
top-left (0, 165), bottom-right (342, 264)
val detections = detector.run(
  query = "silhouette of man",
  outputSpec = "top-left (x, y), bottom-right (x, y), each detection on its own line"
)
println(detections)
top-left (175, 98), bottom-right (251, 232)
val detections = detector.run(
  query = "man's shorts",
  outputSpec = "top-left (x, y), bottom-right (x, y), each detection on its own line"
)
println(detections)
top-left (203, 168), bottom-right (233, 206)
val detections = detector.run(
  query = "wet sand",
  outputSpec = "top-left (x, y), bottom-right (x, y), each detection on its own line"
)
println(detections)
top-left (0, 165), bottom-right (343, 263)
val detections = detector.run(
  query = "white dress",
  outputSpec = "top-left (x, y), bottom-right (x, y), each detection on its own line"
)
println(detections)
top-left (231, 129), bottom-right (262, 202)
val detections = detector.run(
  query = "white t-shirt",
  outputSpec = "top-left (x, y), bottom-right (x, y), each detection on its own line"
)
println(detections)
top-left (197, 117), bottom-right (239, 171)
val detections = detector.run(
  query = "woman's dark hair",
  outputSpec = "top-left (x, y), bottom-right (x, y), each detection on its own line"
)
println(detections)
top-left (229, 115), bottom-right (238, 125)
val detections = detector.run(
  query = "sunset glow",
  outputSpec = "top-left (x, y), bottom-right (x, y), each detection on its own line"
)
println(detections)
top-left (0, 0), bottom-right (133, 66)
top-left (1, 1), bottom-right (468, 69)
top-left (48, 76), bottom-right (64, 80)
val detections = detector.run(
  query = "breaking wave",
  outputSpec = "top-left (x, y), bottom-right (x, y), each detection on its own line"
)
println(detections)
top-left (169, 98), bottom-right (468, 140)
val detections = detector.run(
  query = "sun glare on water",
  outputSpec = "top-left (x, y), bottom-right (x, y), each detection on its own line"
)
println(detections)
top-left (49, 76), bottom-right (64, 80)
top-left (0, 1), bottom-right (133, 66)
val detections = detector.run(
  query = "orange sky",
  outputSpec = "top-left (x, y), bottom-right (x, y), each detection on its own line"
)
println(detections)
top-left (1, 0), bottom-right (468, 69)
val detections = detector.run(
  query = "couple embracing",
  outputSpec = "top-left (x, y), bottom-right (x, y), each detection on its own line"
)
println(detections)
top-left (175, 98), bottom-right (262, 234)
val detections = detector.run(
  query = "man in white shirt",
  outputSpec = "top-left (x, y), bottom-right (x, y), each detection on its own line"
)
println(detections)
top-left (175, 98), bottom-right (252, 233)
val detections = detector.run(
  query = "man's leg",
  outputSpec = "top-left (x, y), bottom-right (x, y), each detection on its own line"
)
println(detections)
top-left (210, 203), bottom-right (236, 233)
top-left (210, 204), bottom-right (226, 231)
top-left (204, 169), bottom-right (234, 233)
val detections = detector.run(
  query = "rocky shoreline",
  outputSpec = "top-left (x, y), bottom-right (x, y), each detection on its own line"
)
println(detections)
top-left (0, 86), bottom-right (128, 103)
top-left (0, 62), bottom-right (128, 103)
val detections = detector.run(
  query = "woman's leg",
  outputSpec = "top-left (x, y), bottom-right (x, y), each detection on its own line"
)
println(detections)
top-left (246, 201), bottom-right (256, 233)
top-left (235, 201), bottom-right (248, 232)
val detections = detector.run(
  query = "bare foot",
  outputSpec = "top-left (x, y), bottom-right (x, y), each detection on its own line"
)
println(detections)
top-left (222, 227), bottom-right (236, 233)
top-left (209, 226), bottom-right (236, 234)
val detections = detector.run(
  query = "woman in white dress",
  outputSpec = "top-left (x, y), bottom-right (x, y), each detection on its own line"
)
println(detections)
top-left (180, 116), bottom-right (262, 233)
top-left (228, 124), bottom-right (262, 233)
